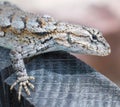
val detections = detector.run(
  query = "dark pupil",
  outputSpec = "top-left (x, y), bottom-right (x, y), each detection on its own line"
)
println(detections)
top-left (92, 35), bottom-right (97, 40)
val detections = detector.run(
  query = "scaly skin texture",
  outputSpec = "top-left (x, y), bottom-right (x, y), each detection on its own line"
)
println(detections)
top-left (0, 1), bottom-right (111, 100)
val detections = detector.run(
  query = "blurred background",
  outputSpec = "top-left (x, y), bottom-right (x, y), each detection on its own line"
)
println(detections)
top-left (2, 0), bottom-right (120, 86)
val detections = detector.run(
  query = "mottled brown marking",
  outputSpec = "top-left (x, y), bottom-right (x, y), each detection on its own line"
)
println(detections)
top-left (54, 38), bottom-right (64, 41)
top-left (37, 18), bottom-right (46, 28)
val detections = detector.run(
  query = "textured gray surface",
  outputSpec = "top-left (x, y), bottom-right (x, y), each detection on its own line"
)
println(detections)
top-left (0, 47), bottom-right (11, 107)
top-left (4, 51), bottom-right (120, 107)
top-left (0, 101), bottom-right (1, 107)
top-left (0, 47), bottom-right (10, 71)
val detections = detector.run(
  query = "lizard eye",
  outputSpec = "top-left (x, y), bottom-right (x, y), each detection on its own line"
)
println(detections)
top-left (92, 34), bottom-right (97, 41)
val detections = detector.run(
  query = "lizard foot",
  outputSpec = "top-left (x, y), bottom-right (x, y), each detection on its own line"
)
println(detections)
top-left (10, 75), bottom-right (35, 101)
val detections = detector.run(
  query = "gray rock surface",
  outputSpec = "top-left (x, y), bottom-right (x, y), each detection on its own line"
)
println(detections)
top-left (4, 51), bottom-right (120, 107)
top-left (0, 47), bottom-right (10, 70)
top-left (0, 47), bottom-right (11, 107)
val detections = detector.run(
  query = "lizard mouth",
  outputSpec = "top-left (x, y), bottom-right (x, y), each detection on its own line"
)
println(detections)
top-left (64, 40), bottom-right (111, 56)
top-left (99, 46), bottom-right (111, 56)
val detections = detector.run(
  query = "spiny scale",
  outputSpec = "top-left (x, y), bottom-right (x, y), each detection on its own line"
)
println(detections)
top-left (0, 2), bottom-right (61, 34)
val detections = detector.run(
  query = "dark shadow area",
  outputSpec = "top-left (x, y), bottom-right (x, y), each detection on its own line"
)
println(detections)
top-left (0, 47), bottom-right (11, 107)
top-left (26, 51), bottom-right (94, 75)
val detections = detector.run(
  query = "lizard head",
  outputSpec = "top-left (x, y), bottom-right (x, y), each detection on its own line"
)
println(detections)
top-left (54, 24), bottom-right (111, 56)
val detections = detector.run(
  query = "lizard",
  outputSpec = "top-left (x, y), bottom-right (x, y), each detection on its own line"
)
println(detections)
top-left (0, 1), bottom-right (111, 101)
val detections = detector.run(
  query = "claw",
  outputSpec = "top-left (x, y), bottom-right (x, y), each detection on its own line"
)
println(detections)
top-left (27, 81), bottom-right (34, 89)
top-left (18, 83), bottom-right (23, 101)
top-left (10, 75), bottom-right (35, 100)
top-left (23, 81), bottom-right (30, 95)
top-left (29, 76), bottom-right (35, 80)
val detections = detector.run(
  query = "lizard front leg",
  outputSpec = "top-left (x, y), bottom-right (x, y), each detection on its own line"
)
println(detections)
top-left (9, 46), bottom-right (35, 101)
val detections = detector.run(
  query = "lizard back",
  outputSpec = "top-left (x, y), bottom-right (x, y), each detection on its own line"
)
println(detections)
top-left (0, 2), bottom-right (57, 49)
top-left (0, 1), bottom-right (57, 34)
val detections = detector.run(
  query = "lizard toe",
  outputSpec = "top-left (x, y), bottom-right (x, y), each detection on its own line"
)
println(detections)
top-left (10, 75), bottom-right (35, 101)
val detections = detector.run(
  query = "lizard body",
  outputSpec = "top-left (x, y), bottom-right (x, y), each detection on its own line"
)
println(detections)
top-left (0, 1), bottom-right (111, 100)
